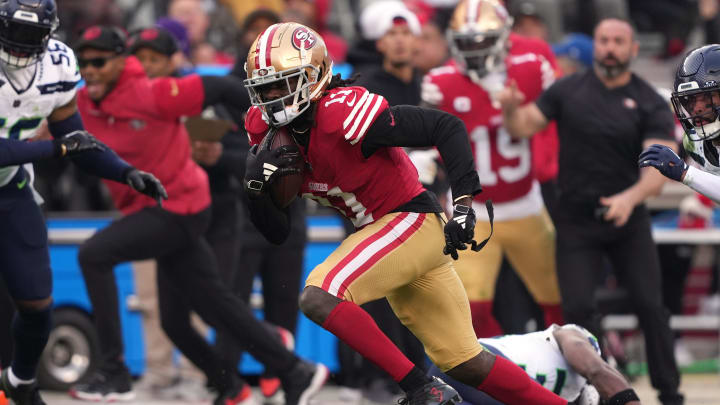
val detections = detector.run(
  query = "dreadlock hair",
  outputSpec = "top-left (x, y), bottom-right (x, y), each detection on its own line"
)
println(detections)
top-left (325, 73), bottom-right (360, 91)
top-left (290, 73), bottom-right (361, 144)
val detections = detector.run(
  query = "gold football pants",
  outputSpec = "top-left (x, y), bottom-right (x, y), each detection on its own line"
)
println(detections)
top-left (306, 212), bottom-right (483, 371)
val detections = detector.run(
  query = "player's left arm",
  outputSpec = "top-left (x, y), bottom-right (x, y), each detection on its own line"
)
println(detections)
top-left (554, 328), bottom-right (640, 404)
top-left (361, 105), bottom-right (481, 203)
top-left (47, 96), bottom-right (167, 204)
top-left (360, 105), bottom-right (485, 258)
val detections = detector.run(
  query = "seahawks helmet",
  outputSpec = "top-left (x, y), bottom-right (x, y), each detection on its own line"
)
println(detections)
top-left (0, 0), bottom-right (58, 68)
top-left (672, 44), bottom-right (720, 141)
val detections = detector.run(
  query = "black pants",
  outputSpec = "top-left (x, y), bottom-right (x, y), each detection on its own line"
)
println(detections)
top-left (78, 206), bottom-right (297, 386)
top-left (555, 203), bottom-right (681, 401)
top-left (215, 241), bottom-right (305, 373)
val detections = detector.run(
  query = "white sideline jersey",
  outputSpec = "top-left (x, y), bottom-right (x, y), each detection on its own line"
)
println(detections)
top-left (478, 324), bottom-right (601, 402)
top-left (0, 39), bottom-right (80, 187)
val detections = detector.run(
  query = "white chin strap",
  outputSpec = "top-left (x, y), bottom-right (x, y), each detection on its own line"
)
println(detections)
top-left (271, 105), bottom-right (303, 127)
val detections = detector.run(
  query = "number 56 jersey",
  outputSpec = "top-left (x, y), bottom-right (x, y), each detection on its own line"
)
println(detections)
top-left (423, 34), bottom-right (557, 220)
top-left (0, 39), bottom-right (80, 187)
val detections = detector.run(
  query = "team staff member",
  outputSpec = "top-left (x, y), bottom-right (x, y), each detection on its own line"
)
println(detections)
top-left (499, 18), bottom-right (683, 405)
top-left (69, 26), bottom-right (327, 405)
top-left (127, 25), bottom-right (247, 396)
top-left (223, 64), bottom-right (308, 405)
top-left (355, 1), bottom-right (423, 105)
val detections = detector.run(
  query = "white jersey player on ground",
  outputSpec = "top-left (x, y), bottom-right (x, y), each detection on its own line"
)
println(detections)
top-left (429, 324), bottom-right (641, 405)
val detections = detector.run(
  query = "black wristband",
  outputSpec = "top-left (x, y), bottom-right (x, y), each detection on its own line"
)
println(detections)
top-left (608, 389), bottom-right (639, 405)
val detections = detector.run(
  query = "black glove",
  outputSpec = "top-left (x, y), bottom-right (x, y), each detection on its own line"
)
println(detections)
top-left (638, 144), bottom-right (688, 182)
top-left (244, 129), bottom-right (303, 198)
top-left (443, 204), bottom-right (477, 260)
top-left (125, 169), bottom-right (168, 205)
top-left (443, 200), bottom-right (495, 260)
top-left (53, 130), bottom-right (106, 157)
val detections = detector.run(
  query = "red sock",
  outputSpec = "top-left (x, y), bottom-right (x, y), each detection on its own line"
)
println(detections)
top-left (469, 301), bottom-right (503, 338)
top-left (322, 301), bottom-right (414, 382)
top-left (541, 304), bottom-right (564, 327)
top-left (478, 355), bottom-right (567, 405)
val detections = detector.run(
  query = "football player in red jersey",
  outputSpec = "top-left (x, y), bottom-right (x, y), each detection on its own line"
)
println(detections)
top-left (242, 22), bottom-right (567, 405)
top-left (422, 0), bottom-right (563, 338)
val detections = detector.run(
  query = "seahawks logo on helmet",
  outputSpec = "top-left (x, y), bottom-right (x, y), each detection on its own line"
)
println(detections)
top-left (672, 45), bottom-right (720, 141)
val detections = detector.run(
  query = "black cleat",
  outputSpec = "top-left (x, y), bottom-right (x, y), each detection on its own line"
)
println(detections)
top-left (280, 360), bottom-right (329, 405)
top-left (0, 369), bottom-right (46, 405)
top-left (69, 365), bottom-right (135, 402)
top-left (398, 377), bottom-right (462, 405)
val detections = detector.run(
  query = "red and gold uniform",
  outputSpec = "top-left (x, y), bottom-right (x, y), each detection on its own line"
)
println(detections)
top-left (243, 19), bottom-right (569, 405)
top-left (424, 32), bottom-right (563, 336)
top-left (246, 86), bottom-right (482, 369)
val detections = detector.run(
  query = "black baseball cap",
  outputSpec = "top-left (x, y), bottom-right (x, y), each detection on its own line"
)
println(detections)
top-left (74, 25), bottom-right (127, 54)
top-left (127, 27), bottom-right (179, 56)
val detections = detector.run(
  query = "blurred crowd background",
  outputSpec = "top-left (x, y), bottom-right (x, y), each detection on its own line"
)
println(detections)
top-left (28, 0), bottom-right (720, 403)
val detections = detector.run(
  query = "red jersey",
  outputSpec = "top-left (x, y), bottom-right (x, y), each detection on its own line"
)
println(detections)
top-left (78, 57), bottom-right (211, 215)
top-left (246, 86), bottom-right (425, 228)
top-left (423, 34), bottom-right (559, 204)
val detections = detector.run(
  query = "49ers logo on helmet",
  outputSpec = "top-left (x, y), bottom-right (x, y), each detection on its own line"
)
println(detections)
top-left (291, 27), bottom-right (317, 50)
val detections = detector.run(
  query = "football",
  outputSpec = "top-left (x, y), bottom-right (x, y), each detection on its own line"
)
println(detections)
top-left (269, 127), bottom-right (304, 208)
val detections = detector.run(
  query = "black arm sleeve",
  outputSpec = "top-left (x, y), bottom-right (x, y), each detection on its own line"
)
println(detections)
top-left (361, 105), bottom-right (482, 200)
top-left (201, 75), bottom-right (251, 112)
top-left (245, 193), bottom-right (293, 245)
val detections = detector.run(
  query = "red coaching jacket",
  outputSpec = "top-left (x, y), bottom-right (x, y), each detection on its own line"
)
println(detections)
top-left (77, 56), bottom-right (211, 215)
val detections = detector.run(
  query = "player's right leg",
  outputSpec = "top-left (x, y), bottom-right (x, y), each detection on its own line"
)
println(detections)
top-left (0, 169), bottom-right (54, 405)
top-left (299, 212), bottom-right (457, 403)
top-left (388, 263), bottom-right (567, 405)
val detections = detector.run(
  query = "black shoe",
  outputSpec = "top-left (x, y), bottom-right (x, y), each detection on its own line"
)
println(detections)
top-left (69, 366), bottom-right (135, 402)
top-left (398, 377), bottom-right (462, 405)
top-left (0, 369), bottom-right (46, 405)
top-left (659, 391), bottom-right (685, 405)
top-left (280, 360), bottom-right (328, 405)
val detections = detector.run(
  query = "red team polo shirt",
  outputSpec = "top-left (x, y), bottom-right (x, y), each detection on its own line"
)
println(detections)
top-left (77, 57), bottom-right (211, 215)
top-left (246, 86), bottom-right (425, 229)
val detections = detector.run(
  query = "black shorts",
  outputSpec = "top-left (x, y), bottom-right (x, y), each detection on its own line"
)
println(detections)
top-left (0, 167), bottom-right (51, 300)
